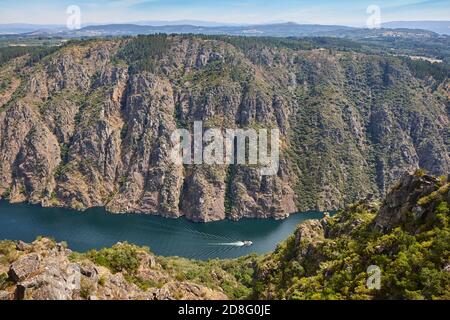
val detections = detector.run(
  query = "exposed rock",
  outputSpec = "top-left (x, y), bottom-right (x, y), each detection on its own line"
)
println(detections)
top-left (152, 282), bottom-right (226, 300)
top-left (293, 220), bottom-right (326, 265)
top-left (373, 172), bottom-right (443, 231)
top-left (79, 264), bottom-right (98, 279)
top-left (295, 220), bottom-right (324, 246)
top-left (16, 240), bottom-right (31, 252)
top-left (8, 253), bottom-right (41, 282)
top-left (0, 238), bottom-right (227, 300)
top-left (0, 290), bottom-right (12, 300)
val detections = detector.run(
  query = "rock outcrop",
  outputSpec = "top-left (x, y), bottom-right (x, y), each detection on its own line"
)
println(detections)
top-left (0, 238), bottom-right (227, 300)
top-left (373, 172), bottom-right (447, 231)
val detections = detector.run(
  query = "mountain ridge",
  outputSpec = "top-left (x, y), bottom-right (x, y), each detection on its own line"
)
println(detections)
top-left (382, 20), bottom-right (450, 35)
top-left (51, 22), bottom-right (438, 38)
top-left (1, 21), bottom-right (449, 36)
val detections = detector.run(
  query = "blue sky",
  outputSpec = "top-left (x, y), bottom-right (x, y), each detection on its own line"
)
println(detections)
top-left (0, 0), bottom-right (449, 26)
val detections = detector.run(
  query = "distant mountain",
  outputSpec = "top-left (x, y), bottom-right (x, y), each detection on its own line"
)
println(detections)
top-left (383, 21), bottom-right (450, 35)
top-left (55, 22), bottom-right (439, 40)
top-left (1, 21), bottom-right (444, 39)
top-left (0, 24), bottom-right (65, 34)
top-left (130, 20), bottom-right (245, 27)
top-left (2, 21), bottom-right (449, 37)
top-left (0, 22), bottom-right (359, 38)
top-left (57, 22), bottom-right (360, 38)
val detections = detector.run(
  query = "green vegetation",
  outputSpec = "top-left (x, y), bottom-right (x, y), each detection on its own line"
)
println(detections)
top-left (0, 240), bottom-right (19, 266)
top-left (25, 46), bottom-right (59, 67)
top-left (403, 58), bottom-right (449, 89)
top-left (1, 187), bottom-right (11, 199)
top-left (0, 46), bottom-right (35, 66)
top-left (59, 143), bottom-right (69, 164)
top-left (414, 168), bottom-right (427, 177)
top-left (0, 272), bottom-right (9, 290)
top-left (120, 123), bottom-right (128, 140)
top-left (158, 254), bottom-right (258, 299)
top-left (224, 166), bottom-right (236, 215)
top-left (173, 102), bottom-right (186, 129)
top-left (74, 242), bottom-right (163, 291)
top-left (418, 183), bottom-right (450, 207)
top-left (116, 34), bottom-right (170, 72)
top-left (84, 242), bottom-right (144, 274)
top-left (0, 44), bottom-right (60, 67)
top-left (195, 35), bottom-right (313, 52)
top-left (253, 195), bottom-right (450, 300)
top-left (79, 277), bottom-right (95, 299)
top-left (71, 241), bottom-right (257, 297)
top-left (0, 37), bottom-right (65, 49)
top-left (0, 76), bottom-right (11, 91)
top-left (54, 162), bottom-right (75, 179)
top-left (0, 33), bottom-right (448, 300)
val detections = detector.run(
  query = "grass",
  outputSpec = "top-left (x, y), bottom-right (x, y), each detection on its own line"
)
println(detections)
top-left (0, 240), bottom-right (20, 265)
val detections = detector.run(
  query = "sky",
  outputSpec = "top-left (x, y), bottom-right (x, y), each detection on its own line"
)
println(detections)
top-left (0, 0), bottom-right (449, 26)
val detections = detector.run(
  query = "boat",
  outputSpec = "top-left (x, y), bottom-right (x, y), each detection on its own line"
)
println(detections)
top-left (213, 241), bottom-right (253, 247)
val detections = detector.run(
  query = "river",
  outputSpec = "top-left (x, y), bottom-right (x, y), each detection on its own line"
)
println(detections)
top-left (0, 201), bottom-right (325, 260)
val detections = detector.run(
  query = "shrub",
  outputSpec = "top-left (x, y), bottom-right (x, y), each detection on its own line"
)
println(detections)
top-left (0, 273), bottom-right (10, 290)
top-left (0, 240), bottom-right (18, 264)
top-left (435, 202), bottom-right (449, 215)
top-left (124, 274), bottom-right (162, 291)
top-left (1, 188), bottom-right (11, 199)
top-left (85, 242), bottom-right (142, 274)
top-left (414, 168), bottom-right (427, 177)
top-left (98, 275), bottom-right (106, 286)
top-left (79, 278), bottom-right (94, 299)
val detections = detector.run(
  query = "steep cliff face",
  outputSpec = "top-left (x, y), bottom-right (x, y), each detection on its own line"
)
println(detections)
top-left (0, 35), bottom-right (448, 221)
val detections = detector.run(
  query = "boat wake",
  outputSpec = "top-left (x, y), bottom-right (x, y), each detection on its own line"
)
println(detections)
top-left (138, 217), bottom-right (253, 257)
top-left (209, 241), bottom-right (253, 247)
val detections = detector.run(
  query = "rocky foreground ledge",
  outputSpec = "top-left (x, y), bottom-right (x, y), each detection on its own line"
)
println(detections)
top-left (0, 238), bottom-right (228, 300)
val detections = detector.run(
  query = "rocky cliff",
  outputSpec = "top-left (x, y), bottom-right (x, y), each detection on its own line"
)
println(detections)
top-left (0, 35), bottom-right (448, 221)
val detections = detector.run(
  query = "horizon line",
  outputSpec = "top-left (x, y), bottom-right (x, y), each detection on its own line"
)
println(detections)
top-left (1, 19), bottom-right (449, 30)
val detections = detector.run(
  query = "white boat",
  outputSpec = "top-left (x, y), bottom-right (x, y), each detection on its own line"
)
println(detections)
top-left (212, 241), bottom-right (253, 247)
